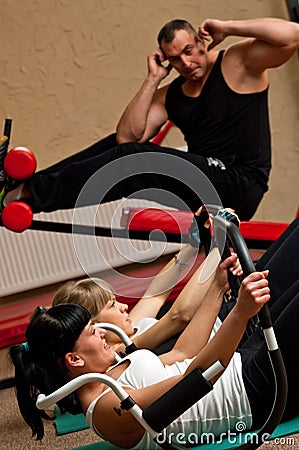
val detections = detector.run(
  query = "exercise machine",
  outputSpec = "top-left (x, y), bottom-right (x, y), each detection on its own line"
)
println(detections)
top-left (36, 214), bottom-right (288, 450)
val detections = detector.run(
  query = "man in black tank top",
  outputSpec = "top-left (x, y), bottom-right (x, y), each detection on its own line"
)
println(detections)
top-left (3, 18), bottom-right (299, 221)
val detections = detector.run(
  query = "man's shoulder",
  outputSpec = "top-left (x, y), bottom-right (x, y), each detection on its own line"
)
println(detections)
top-left (221, 41), bottom-right (268, 92)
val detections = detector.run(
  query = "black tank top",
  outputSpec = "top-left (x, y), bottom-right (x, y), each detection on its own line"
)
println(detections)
top-left (165, 51), bottom-right (271, 184)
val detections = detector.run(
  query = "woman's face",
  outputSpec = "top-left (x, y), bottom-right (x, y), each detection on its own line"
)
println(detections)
top-left (75, 321), bottom-right (115, 372)
top-left (94, 296), bottom-right (135, 341)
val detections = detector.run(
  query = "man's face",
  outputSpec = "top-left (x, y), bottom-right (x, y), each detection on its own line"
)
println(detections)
top-left (161, 29), bottom-right (209, 81)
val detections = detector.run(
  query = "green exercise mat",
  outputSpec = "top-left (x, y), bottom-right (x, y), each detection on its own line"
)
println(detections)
top-left (54, 406), bottom-right (89, 435)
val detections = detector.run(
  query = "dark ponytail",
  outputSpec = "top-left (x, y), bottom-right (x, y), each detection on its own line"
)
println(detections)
top-left (10, 343), bottom-right (52, 439)
top-left (9, 304), bottom-right (90, 440)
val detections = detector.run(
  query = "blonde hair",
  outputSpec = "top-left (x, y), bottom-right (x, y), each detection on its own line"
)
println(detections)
top-left (52, 278), bottom-right (114, 319)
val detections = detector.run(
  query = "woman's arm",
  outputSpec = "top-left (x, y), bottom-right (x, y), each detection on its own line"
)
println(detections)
top-left (128, 243), bottom-right (198, 324)
top-left (128, 205), bottom-right (211, 324)
top-left (92, 375), bottom-right (182, 448)
top-left (131, 246), bottom-right (220, 350)
top-left (184, 270), bottom-right (270, 376)
top-left (159, 251), bottom-right (237, 365)
top-left (91, 271), bottom-right (270, 448)
top-left (133, 250), bottom-right (241, 355)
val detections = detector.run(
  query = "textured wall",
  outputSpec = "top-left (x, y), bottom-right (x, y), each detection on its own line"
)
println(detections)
top-left (1, 0), bottom-right (298, 221)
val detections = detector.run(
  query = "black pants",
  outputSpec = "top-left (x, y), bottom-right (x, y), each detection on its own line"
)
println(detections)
top-left (255, 216), bottom-right (299, 304)
top-left (240, 217), bottom-right (299, 427)
top-left (27, 134), bottom-right (266, 220)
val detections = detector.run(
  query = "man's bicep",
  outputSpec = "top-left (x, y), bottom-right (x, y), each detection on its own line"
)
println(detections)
top-left (242, 39), bottom-right (296, 74)
top-left (140, 85), bottom-right (170, 142)
top-left (141, 104), bottom-right (169, 142)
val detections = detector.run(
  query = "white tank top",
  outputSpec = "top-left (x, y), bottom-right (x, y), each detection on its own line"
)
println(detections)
top-left (86, 348), bottom-right (252, 449)
top-left (133, 317), bottom-right (158, 337)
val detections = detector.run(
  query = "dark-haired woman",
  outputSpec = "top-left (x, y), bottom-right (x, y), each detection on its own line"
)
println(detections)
top-left (10, 262), bottom-right (299, 449)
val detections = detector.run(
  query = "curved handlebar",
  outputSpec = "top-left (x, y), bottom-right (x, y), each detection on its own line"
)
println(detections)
top-left (36, 373), bottom-right (127, 409)
top-left (94, 322), bottom-right (133, 347)
top-left (212, 214), bottom-right (288, 450)
top-left (94, 322), bottom-right (138, 355)
top-left (213, 215), bottom-right (272, 329)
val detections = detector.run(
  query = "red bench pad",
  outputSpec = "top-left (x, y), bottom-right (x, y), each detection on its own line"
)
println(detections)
top-left (0, 255), bottom-right (204, 349)
top-left (122, 207), bottom-right (289, 242)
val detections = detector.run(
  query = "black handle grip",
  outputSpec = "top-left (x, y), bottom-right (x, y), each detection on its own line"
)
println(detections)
top-left (213, 216), bottom-right (272, 329)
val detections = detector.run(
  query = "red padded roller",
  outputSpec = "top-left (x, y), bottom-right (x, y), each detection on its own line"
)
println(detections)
top-left (4, 146), bottom-right (36, 180)
top-left (2, 201), bottom-right (33, 232)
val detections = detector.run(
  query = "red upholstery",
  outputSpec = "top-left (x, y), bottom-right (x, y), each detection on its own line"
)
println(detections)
top-left (0, 255), bottom-right (204, 349)
top-left (122, 207), bottom-right (289, 243)
top-left (152, 121), bottom-right (174, 145)
top-left (0, 295), bottom-right (53, 349)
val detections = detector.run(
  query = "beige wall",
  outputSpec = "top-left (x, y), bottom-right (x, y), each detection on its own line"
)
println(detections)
top-left (1, 0), bottom-right (298, 222)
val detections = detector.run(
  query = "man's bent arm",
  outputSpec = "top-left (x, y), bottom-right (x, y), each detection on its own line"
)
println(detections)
top-left (116, 48), bottom-right (171, 143)
top-left (201, 18), bottom-right (299, 72)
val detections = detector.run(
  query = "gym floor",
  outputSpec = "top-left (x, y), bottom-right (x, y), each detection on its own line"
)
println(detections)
top-left (0, 346), bottom-right (101, 449)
